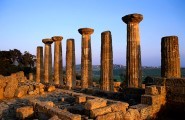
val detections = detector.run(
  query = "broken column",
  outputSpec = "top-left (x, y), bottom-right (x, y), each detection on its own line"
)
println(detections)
top-left (100, 31), bottom-right (113, 91)
top-left (161, 36), bottom-right (181, 78)
top-left (52, 36), bottom-right (63, 85)
top-left (66, 39), bottom-right (76, 89)
top-left (42, 39), bottom-right (53, 83)
top-left (78, 28), bottom-right (94, 88)
top-left (36, 46), bottom-right (43, 83)
top-left (122, 13), bottom-right (143, 88)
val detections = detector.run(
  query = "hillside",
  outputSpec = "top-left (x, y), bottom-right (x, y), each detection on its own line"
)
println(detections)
top-left (74, 65), bottom-right (185, 82)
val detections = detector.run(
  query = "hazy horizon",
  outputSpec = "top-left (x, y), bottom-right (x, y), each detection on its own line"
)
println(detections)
top-left (1, 0), bottom-right (185, 67)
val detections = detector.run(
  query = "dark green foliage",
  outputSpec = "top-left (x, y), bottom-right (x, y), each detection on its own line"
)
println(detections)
top-left (0, 49), bottom-right (36, 76)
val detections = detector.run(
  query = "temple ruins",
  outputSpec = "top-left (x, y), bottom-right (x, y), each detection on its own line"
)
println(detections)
top-left (0, 13), bottom-right (184, 120)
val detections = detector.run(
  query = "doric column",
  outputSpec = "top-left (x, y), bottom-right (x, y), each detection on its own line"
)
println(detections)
top-left (78, 28), bottom-right (94, 88)
top-left (161, 36), bottom-right (181, 78)
top-left (100, 31), bottom-right (113, 91)
top-left (52, 36), bottom-right (63, 85)
top-left (36, 46), bottom-right (43, 83)
top-left (66, 39), bottom-right (76, 89)
top-left (122, 13), bottom-right (143, 88)
top-left (42, 39), bottom-right (53, 83)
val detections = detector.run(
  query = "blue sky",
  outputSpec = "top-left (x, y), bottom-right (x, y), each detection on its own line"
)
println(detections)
top-left (0, 0), bottom-right (185, 67)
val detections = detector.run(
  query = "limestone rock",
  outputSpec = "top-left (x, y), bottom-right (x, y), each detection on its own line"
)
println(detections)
top-left (90, 106), bottom-right (112, 118)
top-left (145, 85), bottom-right (158, 95)
top-left (96, 111), bottom-right (124, 120)
top-left (110, 102), bottom-right (129, 112)
top-left (123, 108), bottom-right (140, 120)
top-left (141, 95), bottom-right (160, 105)
top-left (0, 88), bottom-right (4, 99)
top-left (43, 101), bottom-right (55, 107)
top-left (4, 74), bottom-right (18, 98)
top-left (15, 85), bottom-right (29, 98)
top-left (16, 106), bottom-right (34, 119)
top-left (47, 85), bottom-right (56, 92)
top-left (49, 115), bottom-right (61, 120)
top-left (85, 98), bottom-right (107, 110)
top-left (90, 102), bottom-right (128, 118)
top-left (75, 96), bottom-right (86, 103)
top-left (16, 71), bottom-right (26, 82)
top-left (130, 104), bottom-right (153, 120)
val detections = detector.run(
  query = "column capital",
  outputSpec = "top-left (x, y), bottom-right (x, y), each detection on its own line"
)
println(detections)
top-left (78, 28), bottom-right (94, 35)
top-left (122, 13), bottom-right (143, 24)
top-left (42, 38), bottom-right (53, 44)
top-left (52, 36), bottom-right (63, 42)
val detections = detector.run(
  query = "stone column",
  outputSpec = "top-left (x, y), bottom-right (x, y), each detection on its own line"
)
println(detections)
top-left (52, 36), bottom-right (63, 85)
top-left (42, 39), bottom-right (53, 83)
top-left (66, 39), bottom-right (76, 89)
top-left (122, 13), bottom-right (143, 88)
top-left (100, 31), bottom-right (113, 91)
top-left (36, 46), bottom-right (43, 83)
top-left (161, 36), bottom-right (181, 78)
top-left (78, 28), bottom-right (94, 88)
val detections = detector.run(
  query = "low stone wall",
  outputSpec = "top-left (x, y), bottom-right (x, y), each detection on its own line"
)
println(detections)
top-left (0, 71), bottom-right (55, 100)
top-left (130, 85), bottom-right (166, 119)
top-left (147, 77), bottom-right (185, 104)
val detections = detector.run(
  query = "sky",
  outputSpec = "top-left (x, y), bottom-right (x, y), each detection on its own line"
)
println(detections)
top-left (0, 0), bottom-right (185, 67)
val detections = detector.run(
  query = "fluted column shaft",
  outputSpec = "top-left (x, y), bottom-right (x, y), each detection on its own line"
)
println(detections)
top-left (42, 39), bottom-right (53, 83)
top-left (122, 13), bottom-right (143, 88)
top-left (161, 36), bottom-right (181, 78)
top-left (66, 39), bottom-right (76, 89)
top-left (78, 28), bottom-right (94, 88)
top-left (100, 31), bottom-right (113, 91)
top-left (52, 36), bottom-right (63, 85)
top-left (36, 46), bottom-right (43, 83)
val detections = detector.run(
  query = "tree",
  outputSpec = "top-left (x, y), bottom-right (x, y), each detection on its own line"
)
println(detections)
top-left (21, 51), bottom-right (36, 68)
top-left (0, 49), bottom-right (36, 76)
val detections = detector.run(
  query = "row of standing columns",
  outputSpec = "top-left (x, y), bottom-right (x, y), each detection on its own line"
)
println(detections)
top-left (35, 13), bottom-right (182, 91)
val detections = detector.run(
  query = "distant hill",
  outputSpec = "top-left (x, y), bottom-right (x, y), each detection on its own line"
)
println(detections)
top-left (71, 64), bottom-right (185, 82)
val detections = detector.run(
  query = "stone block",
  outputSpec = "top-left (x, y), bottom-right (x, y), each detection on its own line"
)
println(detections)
top-left (4, 74), bottom-right (18, 98)
top-left (0, 77), bottom-right (6, 89)
top-left (16, 71), bottom-right (26, 82)
top-left (0, 88), bottom-right (4, 99)
top-left (42, 101), bottom-right (54, 107)
top-left (76, 96), bottom-right (86, 103)
top-left (34, 100), bottom-right (81, 120)
top-left (16, 106), bottom-right (34, 119)
top-left (96, 111), bottom-right (124, 120)
top-left (85, 98), bottom-right (107, 110)
top-left (90, 106), bottom-right (112, 118)
top-left (47, 85), bottom-right (56, 92)
top-left (130, 104), bottom-right (153, 119)
top-left (15, 85), bottom-right (29, 98)
top-left (145, 85), bottom-right (158, 95)
top-left (141, 95), bottom-right (160, 105)
top-left (123, 108), bottom-right (140, 120)
top-left (156, 86), bottom-right (166, 95)
top-left (109, 102), bottom-right (129, 113)
top-left (49, 115), bottom-right (61, 120)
